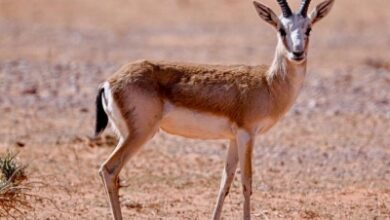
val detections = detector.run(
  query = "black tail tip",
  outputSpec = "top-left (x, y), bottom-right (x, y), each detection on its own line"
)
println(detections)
top-left (95, 87), bottom-right (108, 136)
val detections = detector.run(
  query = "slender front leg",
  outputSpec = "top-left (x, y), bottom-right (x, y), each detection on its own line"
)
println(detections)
top-left (212, 139), bottom-right (239, 220)
top-left (236, 129), bottom-right (254, 220)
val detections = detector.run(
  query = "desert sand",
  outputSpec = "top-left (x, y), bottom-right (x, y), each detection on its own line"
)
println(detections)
top-left (0, 0), bottom-right (389, 219)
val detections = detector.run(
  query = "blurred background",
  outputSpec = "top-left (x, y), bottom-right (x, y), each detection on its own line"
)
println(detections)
top-left (0, 0), bottom-right (389, 219)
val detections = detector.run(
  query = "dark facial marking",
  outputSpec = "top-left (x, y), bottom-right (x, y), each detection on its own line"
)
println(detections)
top-left (279, 28), bottom-right (287, 37)
top-left (305, 27), bottom-right (312, 36)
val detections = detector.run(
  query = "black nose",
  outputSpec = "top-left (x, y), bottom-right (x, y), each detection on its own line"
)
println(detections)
top-left (293, 51), bottom-right (304, 57)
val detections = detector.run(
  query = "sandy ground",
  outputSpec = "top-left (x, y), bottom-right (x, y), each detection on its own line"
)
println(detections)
top-left (0, 0), bottom-right (389, 219)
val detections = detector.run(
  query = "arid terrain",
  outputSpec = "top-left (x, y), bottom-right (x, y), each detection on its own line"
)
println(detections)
top-left (0, 0), bottom-right (389, 219)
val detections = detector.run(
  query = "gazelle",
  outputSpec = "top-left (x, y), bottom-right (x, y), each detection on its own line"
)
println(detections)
top-left (94, 0), bottom-right (335, 219)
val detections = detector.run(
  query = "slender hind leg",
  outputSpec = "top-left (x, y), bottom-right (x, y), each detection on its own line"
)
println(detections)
top-left (99, 86), bottom-right (162, 220)
top-left (212, 139), bottom-right (239, 220)
top-left (99, 137), bottom-right (144, 220)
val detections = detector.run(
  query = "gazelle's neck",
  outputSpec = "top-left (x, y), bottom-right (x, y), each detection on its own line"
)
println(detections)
top-left (266, 39), bottom-right (307, 117)
top-left (266, 40), bottom-right (307, 84)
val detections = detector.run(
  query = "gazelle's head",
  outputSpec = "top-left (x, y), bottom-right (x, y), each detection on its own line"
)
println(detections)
top-left (253, 0), bottom-right (335, 63)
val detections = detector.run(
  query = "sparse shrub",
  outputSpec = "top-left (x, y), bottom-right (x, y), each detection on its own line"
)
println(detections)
top-left (0, 151), bottom-right (26, 184)
top-left (0, 150), bottom-right (30, 218)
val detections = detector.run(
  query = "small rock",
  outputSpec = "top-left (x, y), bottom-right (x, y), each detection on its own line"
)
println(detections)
top-left (15, 141), bottom-right (25, 147)
top-left (22, 86), bottom-right (38, 95)
top-left (307, 99), bottom-right (317, 109)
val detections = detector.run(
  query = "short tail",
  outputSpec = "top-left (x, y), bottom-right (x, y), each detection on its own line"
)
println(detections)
top-left (95, 87), bottom-right (108, 136)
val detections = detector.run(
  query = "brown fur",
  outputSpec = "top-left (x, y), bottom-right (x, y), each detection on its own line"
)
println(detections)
top-left (108, 50), bottom-right (304, 130)
top-left (109, 60), bottom-right (272, 126)
top-left (98, 1), bottom-right (336, 219)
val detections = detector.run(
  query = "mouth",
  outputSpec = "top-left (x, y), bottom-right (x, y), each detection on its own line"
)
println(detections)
top-left (289, 53), bottom-right (306, 63)
top-left (292, 55), bottom-right (305, 61)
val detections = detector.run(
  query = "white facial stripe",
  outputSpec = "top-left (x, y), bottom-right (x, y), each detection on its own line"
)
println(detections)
top-left (279, 14), bottom-right (310, 55)
top-left (291, 30), bottom-right (304, 52)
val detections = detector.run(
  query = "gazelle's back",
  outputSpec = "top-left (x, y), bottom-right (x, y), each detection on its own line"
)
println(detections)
top-left (108, 60), bottom-right (270, 123)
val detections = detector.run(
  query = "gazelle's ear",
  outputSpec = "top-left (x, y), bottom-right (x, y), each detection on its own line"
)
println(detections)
top-left (309, 0), bottom-right (335, 25)
top-left (253, 1), bottom-right (279, 28)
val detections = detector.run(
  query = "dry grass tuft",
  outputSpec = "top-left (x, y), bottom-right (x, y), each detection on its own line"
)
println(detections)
top-left (0, 150), bottom-right (32, 219)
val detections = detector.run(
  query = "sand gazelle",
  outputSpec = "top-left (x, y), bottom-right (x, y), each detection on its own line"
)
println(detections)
top-left (94, 0), bottom-right (335, 219)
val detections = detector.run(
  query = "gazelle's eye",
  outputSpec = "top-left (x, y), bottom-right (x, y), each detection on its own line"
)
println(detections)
top-left (279, 28), bottom-right (286, 37)
top-left (305, 27), bottom-right (312, 36)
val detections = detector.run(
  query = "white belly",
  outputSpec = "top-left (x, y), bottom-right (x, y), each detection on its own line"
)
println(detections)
top-left (160, 102), bottom-right (234, 139)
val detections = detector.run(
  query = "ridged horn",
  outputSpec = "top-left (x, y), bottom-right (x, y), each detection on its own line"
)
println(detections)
top-left (299, 0), bottom-right (312, 17)
top-left (276, 0), bottom-right (292, 17)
